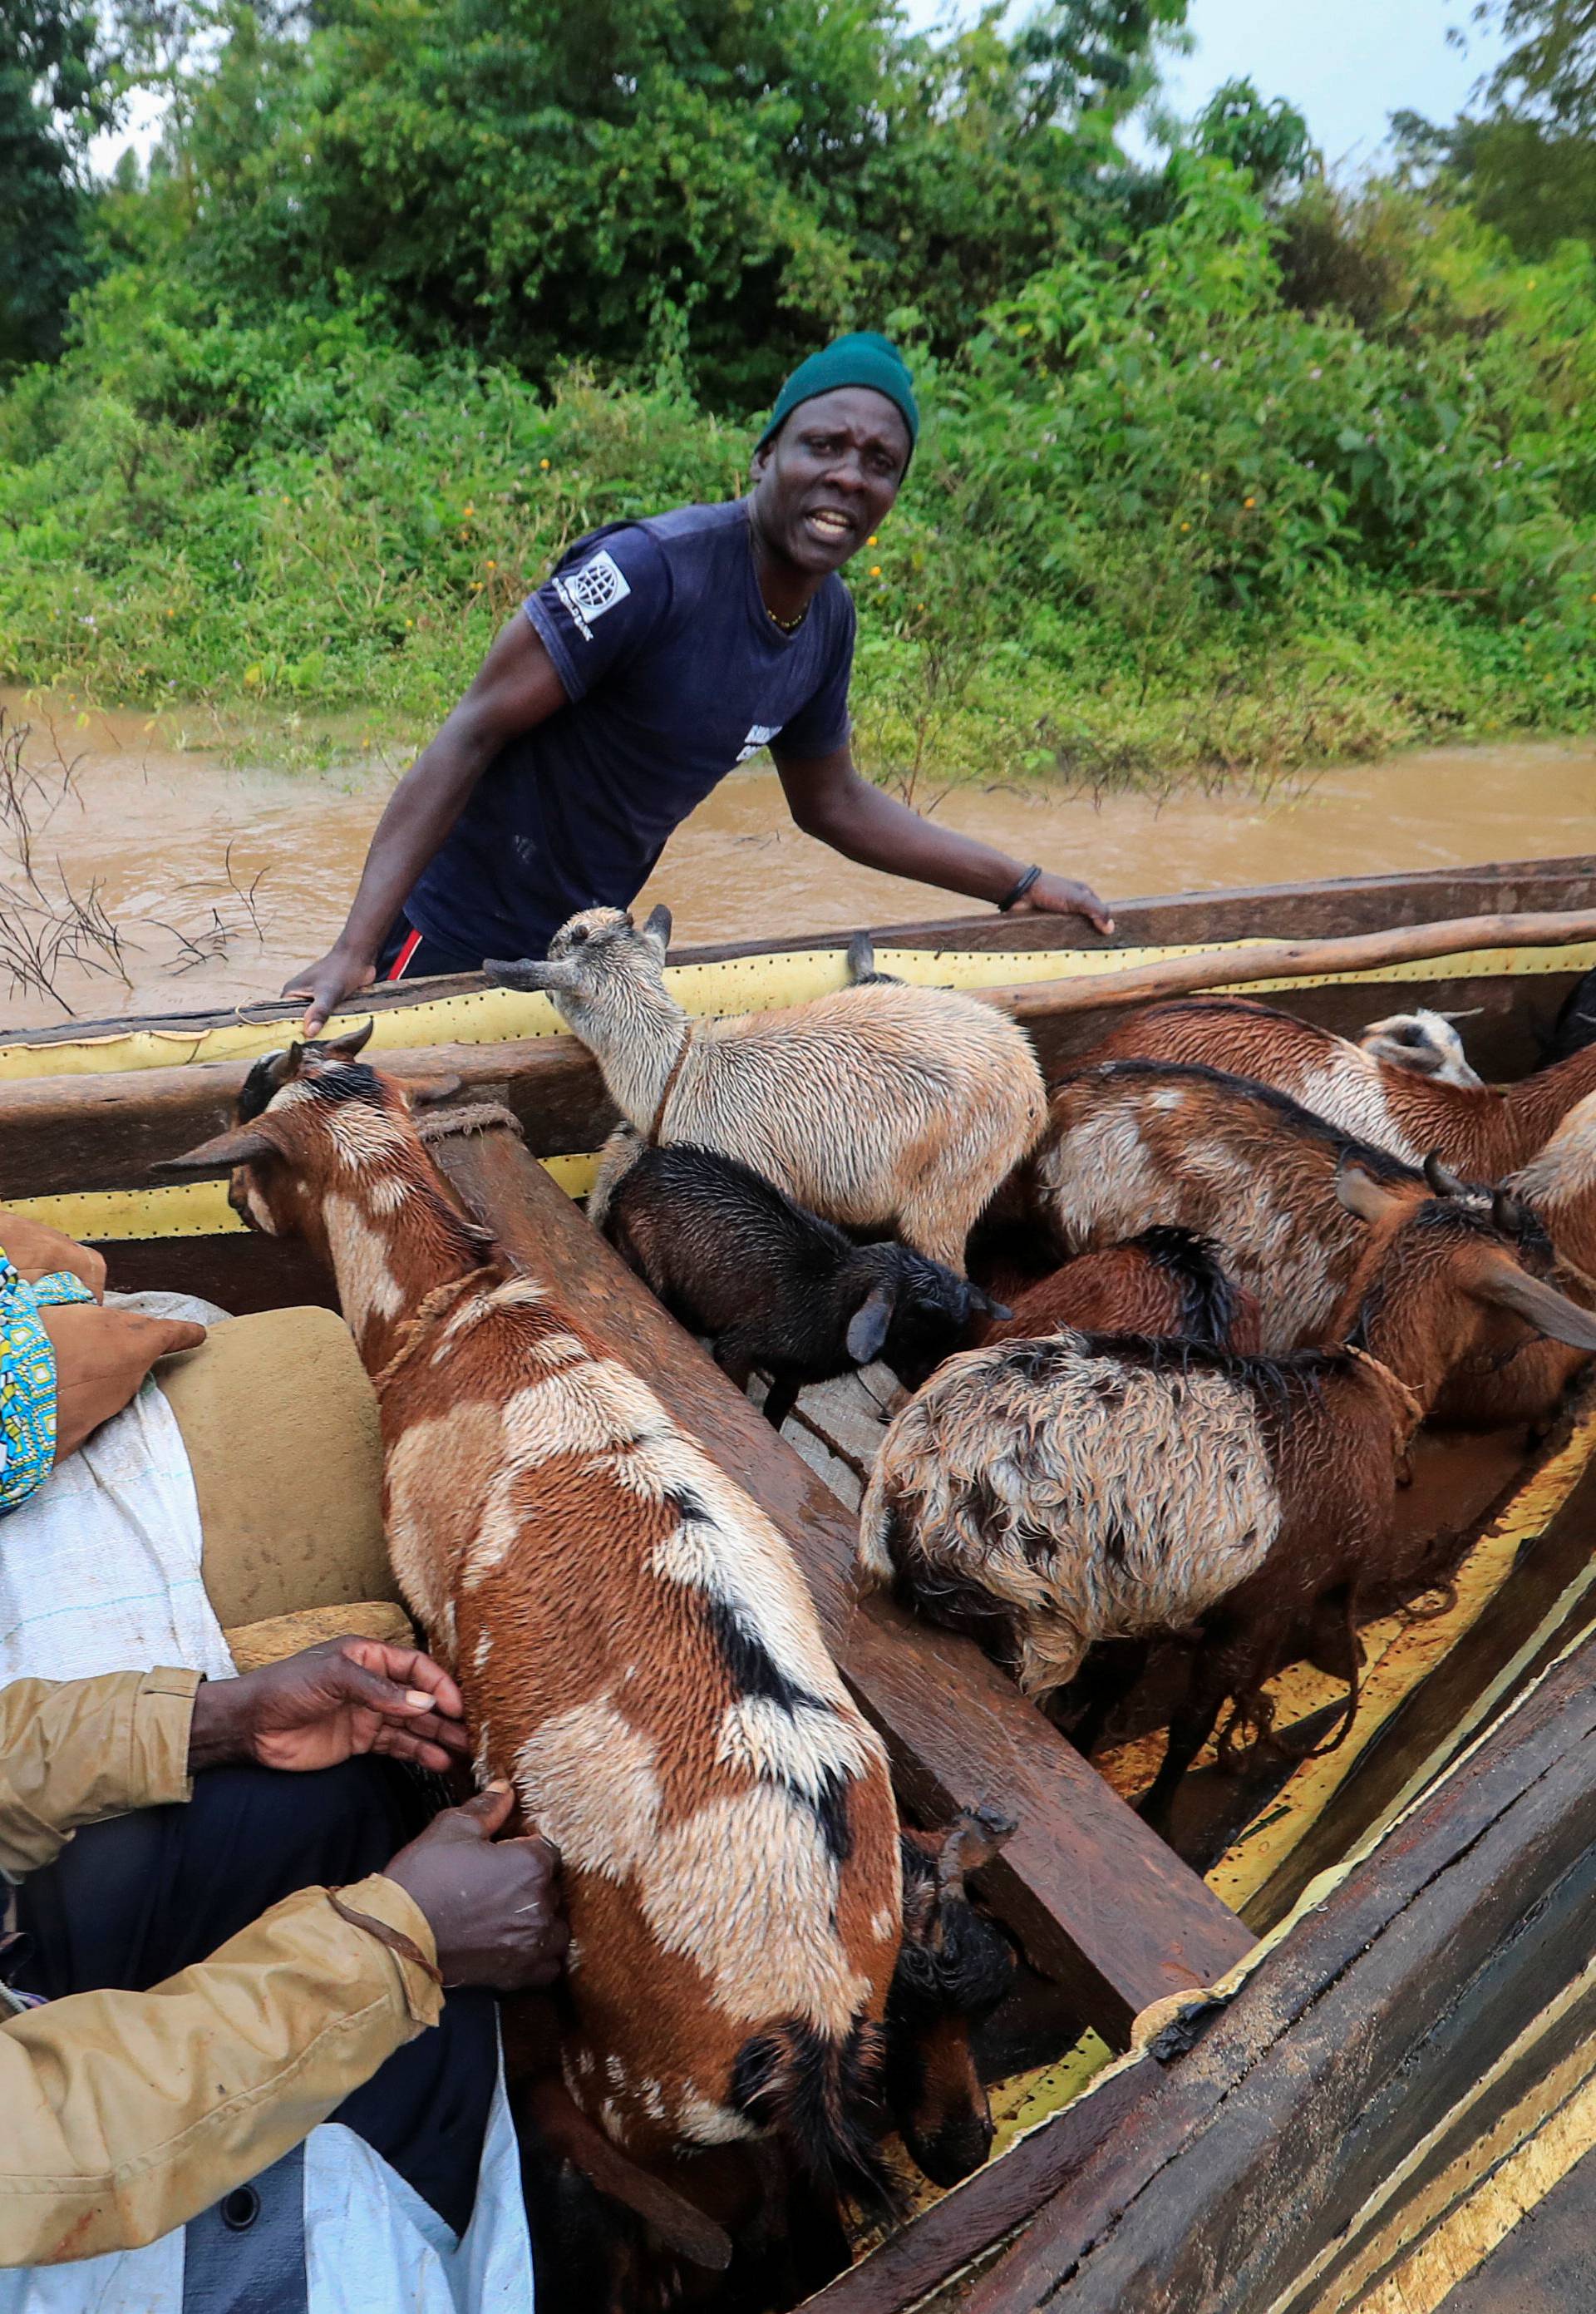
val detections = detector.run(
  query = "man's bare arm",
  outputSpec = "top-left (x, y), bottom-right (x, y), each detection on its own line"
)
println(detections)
top-left (775, 744), bottom-right (1114, 935)
top-left (285, 616), bottom-right (569, 1034)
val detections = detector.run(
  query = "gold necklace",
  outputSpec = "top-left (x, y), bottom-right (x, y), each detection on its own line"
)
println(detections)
top-left (766, 599), bottom-right (810, 634)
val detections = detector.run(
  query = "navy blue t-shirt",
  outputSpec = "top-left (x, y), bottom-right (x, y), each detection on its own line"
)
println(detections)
top-left (405, 499), bottom-right (856, 965)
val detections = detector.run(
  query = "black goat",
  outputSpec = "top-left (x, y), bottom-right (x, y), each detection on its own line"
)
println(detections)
top-left (604, 1144), bottom-right (1008, 1428)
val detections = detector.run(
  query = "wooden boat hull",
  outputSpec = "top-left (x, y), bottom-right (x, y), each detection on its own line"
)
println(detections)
top-left (3, 851), bottom-right (1595, 1295)
top-left (5, 851), bottom-right (1596, 2309)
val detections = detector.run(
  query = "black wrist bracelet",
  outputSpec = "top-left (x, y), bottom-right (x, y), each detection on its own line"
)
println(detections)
top-left (998, 864), bottom-right (1042, 912)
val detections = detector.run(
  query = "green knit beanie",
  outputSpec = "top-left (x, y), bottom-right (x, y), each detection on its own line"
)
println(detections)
top-left (757, 332), bottom-right (919, 469)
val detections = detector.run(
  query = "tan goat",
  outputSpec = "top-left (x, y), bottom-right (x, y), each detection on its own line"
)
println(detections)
top-left (487, 907), bottom-right (1045, 1270)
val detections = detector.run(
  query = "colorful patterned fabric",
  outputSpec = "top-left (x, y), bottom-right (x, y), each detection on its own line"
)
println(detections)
top-left (0, 1260), bottom-right (96, 1515)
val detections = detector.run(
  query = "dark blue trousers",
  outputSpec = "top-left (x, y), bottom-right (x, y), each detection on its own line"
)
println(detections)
top-left (13, 1755), bottom-right (498, 2241)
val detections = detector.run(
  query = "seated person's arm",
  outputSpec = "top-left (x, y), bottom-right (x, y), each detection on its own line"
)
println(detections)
top-left (0, 1642), bottom-right (567, 2265)
top-left (0, 1252), bottom-right (206, 1512)
top-left (0, 1211), bottom-right (106, 1301)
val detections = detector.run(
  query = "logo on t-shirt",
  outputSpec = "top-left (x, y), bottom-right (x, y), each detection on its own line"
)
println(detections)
top-left (735, 723), bottom-right (783, 763)
top-left (554, 550), bottom-right (633, 642)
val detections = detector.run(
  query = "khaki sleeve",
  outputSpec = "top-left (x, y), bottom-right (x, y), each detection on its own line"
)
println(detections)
top-left (0, 1872), bottom-right (441, 2265)
top-left (0, 1669), bottom-right (201, 1879)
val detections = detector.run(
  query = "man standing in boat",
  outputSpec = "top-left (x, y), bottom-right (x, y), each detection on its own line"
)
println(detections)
top-left (288, 333), bottom-right (1113, 1034)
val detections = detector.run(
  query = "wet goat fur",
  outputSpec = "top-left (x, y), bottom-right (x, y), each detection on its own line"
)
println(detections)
top-left (1032, 1058), bottom-right (1555, 1362)
top-left (1086, 990), bottom-right (1596, 1177)
top-left (885, 1821), bottom-right (1017, 2188)
top-left (974, 1226), bottom-right (1262, 1353)
top-left (486, 905), bottom-right (1046, 1272)
top-left (184, 1042), bottom-right (912, 2218)
top-left (605, 1143), bottom-right (1006, 1413)
top-left (860, 1192), bottom-right (1596, 1828)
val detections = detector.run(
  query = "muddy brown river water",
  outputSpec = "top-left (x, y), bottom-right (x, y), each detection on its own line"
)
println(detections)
top-left (1, 691), bottom-right (1592, 1031)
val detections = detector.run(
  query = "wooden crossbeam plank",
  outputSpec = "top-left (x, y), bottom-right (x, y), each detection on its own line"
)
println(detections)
top-left (431, 1121), bottom-right (1253, 2041)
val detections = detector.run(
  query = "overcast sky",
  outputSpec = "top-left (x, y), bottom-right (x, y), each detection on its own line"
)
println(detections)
top-left (900, 0), bottom-right (1507, 175)
top-left (1148, 0), bottom-right (1504, 171)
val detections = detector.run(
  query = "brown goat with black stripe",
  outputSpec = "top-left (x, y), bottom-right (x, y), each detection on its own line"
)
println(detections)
top-left (861, 1172), bottom-right (1596, 1833)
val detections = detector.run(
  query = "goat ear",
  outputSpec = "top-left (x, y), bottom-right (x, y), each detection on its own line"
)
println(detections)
top-left (976, 1290), bottom-right (1013, 1324)
top-left (1335, 1160), bottom-right (1405, 1225)
top-left (483, 957), bottom-right (578, 993)
top-left (640, 903), bottom-right (672, 959)
top-left (1470, 1255), bottom-right (1596, 1351)
top-left (392, 1073), bottom-right (464, 1107)
top-left (155, 1124), bottom-right (281, 1175)
top-left (320, 1018), bottom-right (374, 1061)
top-left (936, 1806), bottom-right (1018, 1897)
top-left (1423, 1152), bottom-right (1468, 1198)
top-left (845, 1281), bottom-right (894, 1365)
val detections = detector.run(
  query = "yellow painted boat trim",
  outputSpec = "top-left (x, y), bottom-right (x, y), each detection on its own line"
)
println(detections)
top-left (1355, 2021), bottom-right (1596, 2314)
top-left (1270, 1952), bottom-right (1596, 2314)
top-left (3, 936), bottom-right (1592, 1079)
top-left (1198, 1404), bottom-right (1596, 1918)
top-left (9, 1151), bottom-right (601, 1241)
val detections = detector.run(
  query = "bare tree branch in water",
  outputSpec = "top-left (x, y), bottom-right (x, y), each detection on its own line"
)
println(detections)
top-left (158, 842), bottom-right (273, 971)
top-left (0, 711), bottom-right (131, 1017)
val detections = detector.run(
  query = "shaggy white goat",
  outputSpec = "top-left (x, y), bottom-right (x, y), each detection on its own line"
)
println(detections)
top-left (490, 908), bottom-right (1045, 1270)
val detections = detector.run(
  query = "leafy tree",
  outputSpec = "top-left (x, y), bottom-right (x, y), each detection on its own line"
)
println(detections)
top-left (1392, 3), bottom-right (1596, 256)
top-left (165, 0), bottom-right (1183, 405)
top-left (0, 0), bottom-right (121, 368)
top-left (1190, 77), bottom-right (1314, 199)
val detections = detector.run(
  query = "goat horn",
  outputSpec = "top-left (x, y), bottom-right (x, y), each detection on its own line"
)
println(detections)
top-left (1423, 1152), bottom-right (1468, 1198)
top-left (1471, 1256), bottom-right (1596, 1352)
top-left (1491, 1188), bottom-right (1532, 1236)
top-left (319, 1018), bottom-right (375, 1060)
top-left (936, 1806), bottom-right (1019, 1892)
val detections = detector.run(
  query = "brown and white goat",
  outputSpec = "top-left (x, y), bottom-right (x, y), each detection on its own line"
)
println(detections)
top-left (971, 1226), bottom-right (1262, 1354)
top-left (1032, 1059), bottom-right (1558, 1379)
top-left (1085, 979), bottom-right (1596, 1175)
top-left (486, 906), bottom-right (1045, 1271)
top-left (860, 1172), bottom-right (1596, 1832)
top-left (165, 1036), bottom-right (925, 2231)
top-left (1438, 1087), bottom-right (1596, 1428)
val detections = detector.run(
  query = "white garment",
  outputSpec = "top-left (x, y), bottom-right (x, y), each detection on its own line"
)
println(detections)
top-left (0, 1379), bottom-right (233, 1685)
top-left (0, 1372), bottom-right (537, 2310)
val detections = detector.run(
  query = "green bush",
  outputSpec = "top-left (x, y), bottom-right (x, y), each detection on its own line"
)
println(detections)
top-left (5, 156), bottom-right (1596, 782)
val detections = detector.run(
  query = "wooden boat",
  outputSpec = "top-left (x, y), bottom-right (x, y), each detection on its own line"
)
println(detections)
top-left (6, 849), bottom-right (1596, 2311)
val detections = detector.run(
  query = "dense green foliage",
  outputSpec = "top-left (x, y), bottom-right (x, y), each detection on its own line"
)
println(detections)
top-left (5, 0), bottom-right (1596, 782)
top-left (0, 0), bottom-right (121, 368)
top-left (165, 0), bottom-right (1180, 405)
